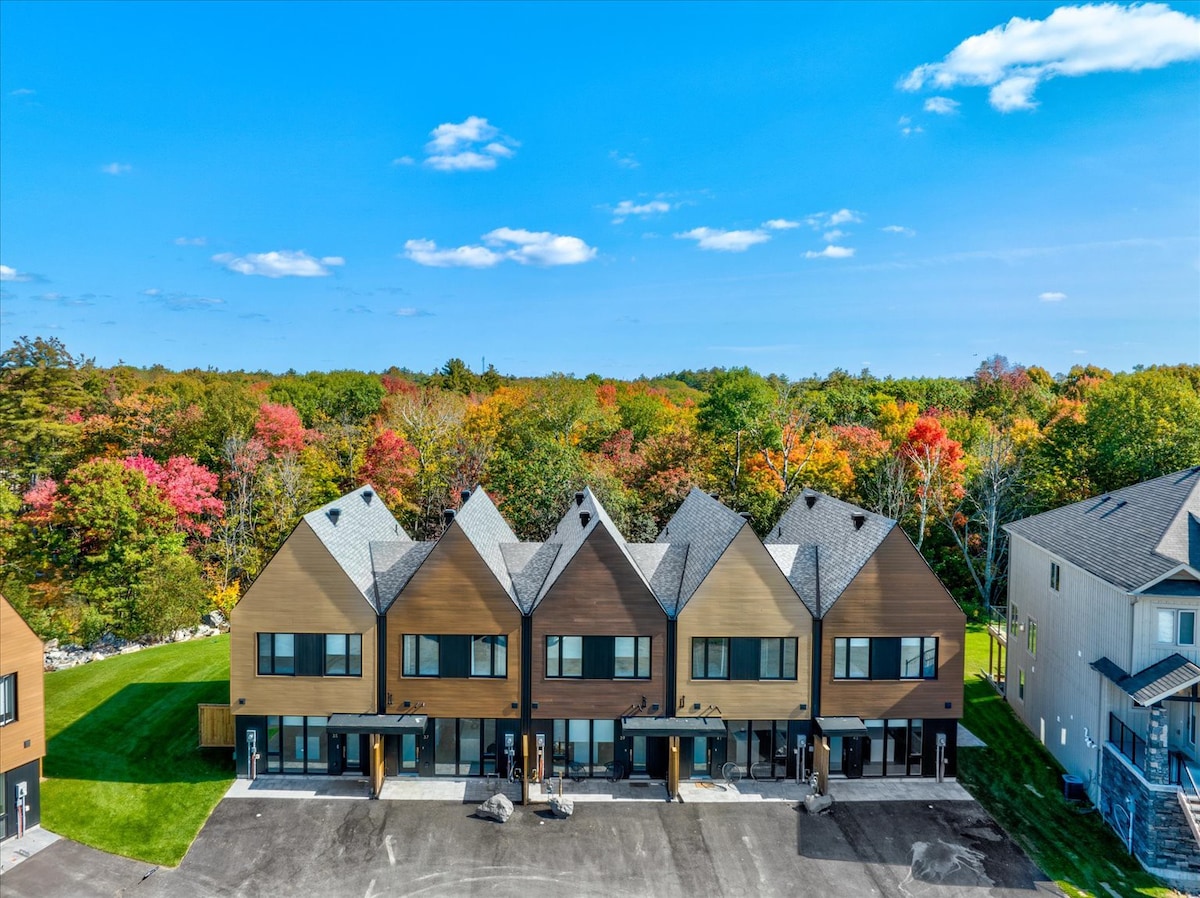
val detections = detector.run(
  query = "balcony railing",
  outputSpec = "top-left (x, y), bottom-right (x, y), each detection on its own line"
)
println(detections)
top-left (987, 606), bottom-right (1008, 642)
top-left (1108, 712), bottom-right (1184, 785)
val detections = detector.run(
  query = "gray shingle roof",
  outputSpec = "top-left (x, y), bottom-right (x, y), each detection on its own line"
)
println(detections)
top-left (500, 541), bottom-right (561, 613)
top-left (764, 490), bottom-right (896, 618)
top-left (302, 484), bottom-right (411, 611)
top-left (370, 541), bottom-right (437, 612)
top-left (651, 488), bottom-right (746, 615)
top-left (527, 487), bottom-right (655, 612)
top-left (453, 486), bottom-right (521, 609)
top-left (1092, 652), bottom-right (1200, 706)
top-left (627, 542), bottom-right (689, 615)
top-left (1004, 468), bottom-right (1200, 592)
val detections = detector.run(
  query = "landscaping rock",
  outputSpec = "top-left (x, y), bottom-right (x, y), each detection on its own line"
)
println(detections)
top-left (804, 791), bottom-right (834, 815)
top-left (202, 610), bottom-right (226, 629)
top-left (548, 795), bottom-right (574, 818)
top-left (476, 793), bottom-right (514, 823)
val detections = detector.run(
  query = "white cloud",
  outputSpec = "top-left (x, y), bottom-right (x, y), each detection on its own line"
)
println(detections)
top-left (612, 199), bottom-right (672, 223)
top-left (903, 3), bottom-right (1200, 112)
top-left (422, 117), bottom-right (517, 171)
top-left (0, 264), bottom-right (32, 282)
top-left (763, 219), bottom-right (801, 230)
top-left (174, 236), bottom-right (206, 246)
top-left (804, 245), bottom-right (855, 259)
top-left (924, 96), bottom-right (961, 115)
top-left (676, 227), bottom-right (771, 252)
top-left (404, 229), bottom-right (596, 268)
top-left (9, 88), bottom-right (35, 96)
top-left (898, 116), bottom-right (924, 136)
top-left (141, 288), bottom-right (163, 296)
top-left (145, 290), bottom-right (224, 311)
top-left (609, 150), bottom-right (640, 169)
top-left (392, 155), bottom-right (415, 166)
top-left (484, 228), bottom-right (597, 266)
top-left (213, 250), bottom-right (345, 278)
top-left (394, 307), bottom-right (433, 317)
top-left (828, 209), bottom-right (861, 226)
top-left (882, 225), bottom-right (916, 236)
top-left (823, 229), bottom-right (847, 243)
top-left (101, 162), bottom-right (132, 175)
top-left (1072, 349), bottom-right (1088, 355)
top-left (1039, 291), bottom-right (1068, 301)
top-left (804, 209), bottom-right (863, 231)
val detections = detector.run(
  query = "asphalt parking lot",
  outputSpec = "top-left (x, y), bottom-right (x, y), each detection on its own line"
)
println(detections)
top-left (1, 798), bottom-right (1061, 898)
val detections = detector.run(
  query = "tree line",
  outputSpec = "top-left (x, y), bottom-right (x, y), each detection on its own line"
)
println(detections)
top-left (2, 335), bottom-right (1198, 643)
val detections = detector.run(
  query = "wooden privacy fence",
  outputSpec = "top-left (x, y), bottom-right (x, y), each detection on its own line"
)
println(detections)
top-left (198, 703), bottom-right (235, 748)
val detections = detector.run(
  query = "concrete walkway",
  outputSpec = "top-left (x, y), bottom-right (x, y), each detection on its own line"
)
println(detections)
top-left (0, 826), bottom-right (60, 874)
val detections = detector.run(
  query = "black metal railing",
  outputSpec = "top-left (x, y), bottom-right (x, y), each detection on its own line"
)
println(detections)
top-left (1108, 712), bottom-right (1184, 785)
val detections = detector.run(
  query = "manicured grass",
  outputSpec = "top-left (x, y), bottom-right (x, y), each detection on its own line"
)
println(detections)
top-left (42, 635), bottom-right (234, 866)
top-left (958, 625), bottom-right (1176, 898)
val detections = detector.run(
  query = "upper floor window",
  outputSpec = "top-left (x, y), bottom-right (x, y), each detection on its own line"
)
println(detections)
top-left (258, 633), bottom-right (362, 677)
top-left (1157, 609), bottom-right (1196, 647)
top-left (0, 673), bottom-right (14, 726)
top-left (403, 634), bottom-right (441, 676)
top-left (1009, 603), bottom-right (1020, 636)
top-left (833, 637), bottom-right (939, 681)
top-left (472, 635), bottom-right (508, 678)
top-left (692, 637), bottom-right (798, 680)
top-left (1027, 619), bottom-right (1038, 656)
top-left (546, 635), bottom-right (650, 679)
top-left (1050, 562), bottom-right (1061, 591)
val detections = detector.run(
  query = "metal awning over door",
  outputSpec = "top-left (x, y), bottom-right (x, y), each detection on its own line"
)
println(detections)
top-left (326, 714), bottom-right (428, 735)
top-left (620, 717), bottom-right (727, 738)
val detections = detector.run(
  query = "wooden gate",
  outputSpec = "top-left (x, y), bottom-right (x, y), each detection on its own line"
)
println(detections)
top-left (198, 704), bottom-right (234, 748)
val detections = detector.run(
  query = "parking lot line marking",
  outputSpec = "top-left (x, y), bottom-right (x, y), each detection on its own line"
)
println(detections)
top-left (384, 834), bottom-right (396, 867)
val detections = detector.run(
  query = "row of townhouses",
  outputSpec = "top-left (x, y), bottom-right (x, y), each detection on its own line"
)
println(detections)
top-left (992, 466), bottom-right (1200, 888)
top-left (1, 594), bottom-right (46, 841)
top-left (229, 484), bottom-right (965, 793)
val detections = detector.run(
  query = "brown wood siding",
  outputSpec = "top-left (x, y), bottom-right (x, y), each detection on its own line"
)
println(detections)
top-left (0, 596), bottom-right (46, 771)
top-left (820, 528), bottom-right (966, 720)
top-left (531, 526), bottom-right (667, 718)
top-left (198, 703), bottom-right (235, 748)
top-left (675, 527), bottom-right (813, 720)
top-left (385, 525), bottom-right (521, 718)
top-left (230, 522), bottom-right (377, 717)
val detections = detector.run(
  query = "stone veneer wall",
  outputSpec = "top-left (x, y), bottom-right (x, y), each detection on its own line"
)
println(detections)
top-left (1100, 745), bottom-right (1200, 891)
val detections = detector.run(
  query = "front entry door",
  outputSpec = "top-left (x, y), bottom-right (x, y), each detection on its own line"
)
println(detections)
top-left (692, 738), bottom-right (710, 778)
top-left (328, 734), bottom-right (345, 775)
top-left (843, 735), bottom-right (864, 778)
top-left (630, 736), bottom-right (648, 776)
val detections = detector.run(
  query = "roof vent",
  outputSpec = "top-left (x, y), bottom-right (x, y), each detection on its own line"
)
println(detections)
top-left (710, 492), bottom-right (719, 500)
top-left (443, 508), bottom-right (456, 526)
top-left (1114, 500), bottom-right (1127, 511)
top-left (804, 494), bottom-right (817, 509)
top-left (327, 508), bottom-right (341, 525)
top-left (738, 512), bottom-right (752, 522)
top-left (580, 510), bottom-right (591, 528)
top-left (852, 512), bottom-right (866, 530)
top-left (460, 489), bottom-right (471, 503)
top-left (361, 489), bottom-right (373, 504)
top-left (574, 491), bottom-right (586, 507)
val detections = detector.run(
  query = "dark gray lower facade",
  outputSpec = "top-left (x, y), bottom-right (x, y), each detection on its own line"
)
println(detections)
top-left (0, 758), bottom-right (41, 841)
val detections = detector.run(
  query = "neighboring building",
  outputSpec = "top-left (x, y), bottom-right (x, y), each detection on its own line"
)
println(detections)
top-left (525, 489), bottom-right (670, 780)
top-left (230, 485), bottom-right (408, 778)
top-left (0, 594), bottom-right (46, 841)
top-left (383, 488), bottom-right (522, 778)
top-left (766, 491), bottom-right (965, 780)
top-left (1001, 468), bottom-right (1200, 889)
top-left (654, 488), bottom-right (813, 780)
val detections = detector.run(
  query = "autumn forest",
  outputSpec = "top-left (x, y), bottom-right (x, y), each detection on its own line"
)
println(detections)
top-left (2, 335), bottom-right (1198, 644)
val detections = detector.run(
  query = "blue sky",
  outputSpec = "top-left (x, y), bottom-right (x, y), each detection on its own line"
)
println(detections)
top-left (2, 1), bottom-right (1198, 379)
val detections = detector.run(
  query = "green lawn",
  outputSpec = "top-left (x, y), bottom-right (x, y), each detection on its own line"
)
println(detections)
top-left (958, 625), bottom-right (1176, 898)
top-left (42, 634), bottom-right (234, 866)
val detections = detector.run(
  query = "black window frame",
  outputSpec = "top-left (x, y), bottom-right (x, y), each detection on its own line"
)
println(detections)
top-left (0, 673), bottom-right (15, 726)
top-left (471, 635), bottom-right (508, 678)
top-left (613, 636), bottom-right (651, 679)
top-left (832, 637), bottom-right (871, 679)
top-left (899, 636), bottom-right (938, 680)
top-left (757, 637), bottom-right (798, 680)
top-left (545, 635), bottom-right (583, 679)
top-left (323, 634), bottom-right (363, 677)
top-left (834, 636), bottom-right (937, 681)
top-left (1050, 562), bottom-right (1061, 591)
top-left (691, 637), bottom-right (731, 680)
top-left (1027, 618), bottom-right (1037, 656)
top-left (403, 634), bottom-right (441, 677)
top-left (257, 632), bottom-right (296, 676)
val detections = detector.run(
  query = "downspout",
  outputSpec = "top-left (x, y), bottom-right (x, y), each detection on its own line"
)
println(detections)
top-left (521, 613), bottom-right (533, 737)
top-left (666, 612), bottom-right (678, 717)
top-left (376, 611), bottom-right (388, 714)
top-left (811, 545), bottom-right (822, 719)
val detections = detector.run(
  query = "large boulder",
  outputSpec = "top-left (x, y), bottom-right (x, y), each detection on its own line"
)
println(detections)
top-left (476, 793), bottom-right (514, 823)
top-left (803, 791), bottom-right (834, 815)
top-left (548, 795), bottom-right (574, 819)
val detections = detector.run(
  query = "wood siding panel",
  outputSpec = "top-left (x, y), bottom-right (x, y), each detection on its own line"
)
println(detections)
top-left (675, 527), bottom-right (813, 719)
top-left (531, 527), bottom-right (667, 718)
top-left (198, 704), bottom-right (235, 748)
top-left (0, 596), bottom-right (45, 772)
top-left (385, 525), bottom-right (522, 718)
top-left (820, 528), bottom-right (965, 720)
top-left (230, 522), bottom-right (377, 716)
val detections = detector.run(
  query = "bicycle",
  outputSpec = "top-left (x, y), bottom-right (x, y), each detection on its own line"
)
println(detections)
top-left (567, 761), bottom-right (587, 783)
top-left (721, 761), bottom-right (743, 785)
top-left (605, 761), bottom-right (624, 783)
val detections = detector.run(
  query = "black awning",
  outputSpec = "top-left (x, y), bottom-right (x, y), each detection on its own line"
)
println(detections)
top-left (326, 713), bottom-right (428, 735)
top-left (620, 716), bottom-right (727, 738)
top-left (815, 716), bottom-right (868, 738)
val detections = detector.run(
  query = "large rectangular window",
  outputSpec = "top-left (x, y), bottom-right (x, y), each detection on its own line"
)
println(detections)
top-left (257, 633), bottom-right (295, 675)
top-left (614, 636), bottom-right (651, 679)
top-left (834, 637), bottom-right (937, 680)
top-left (471, 635), bottom-right (508, 678)
top-left (324, 634), bottom-right (362, 676)
top-left (1050, 562), bottom-right (1061, 591)
top-left (0, 673), bottom-right (14, 726)
top-left (258, 633), bottom-right (361, 677)
top-left (758, 638), bottom-right (798, 680)
top-left (899, 637), bottom-right (938, 679)
top-left (1157, 609), bottom-right (1197, 646)
top-left (546, 636), bottom-right (583, 678)
top-left (692, 637), bottom-right (729, 679)
top-left (403, 634), bottom-right (441, 676)
top-left (1027, 619), bottom-right (1038, 656)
